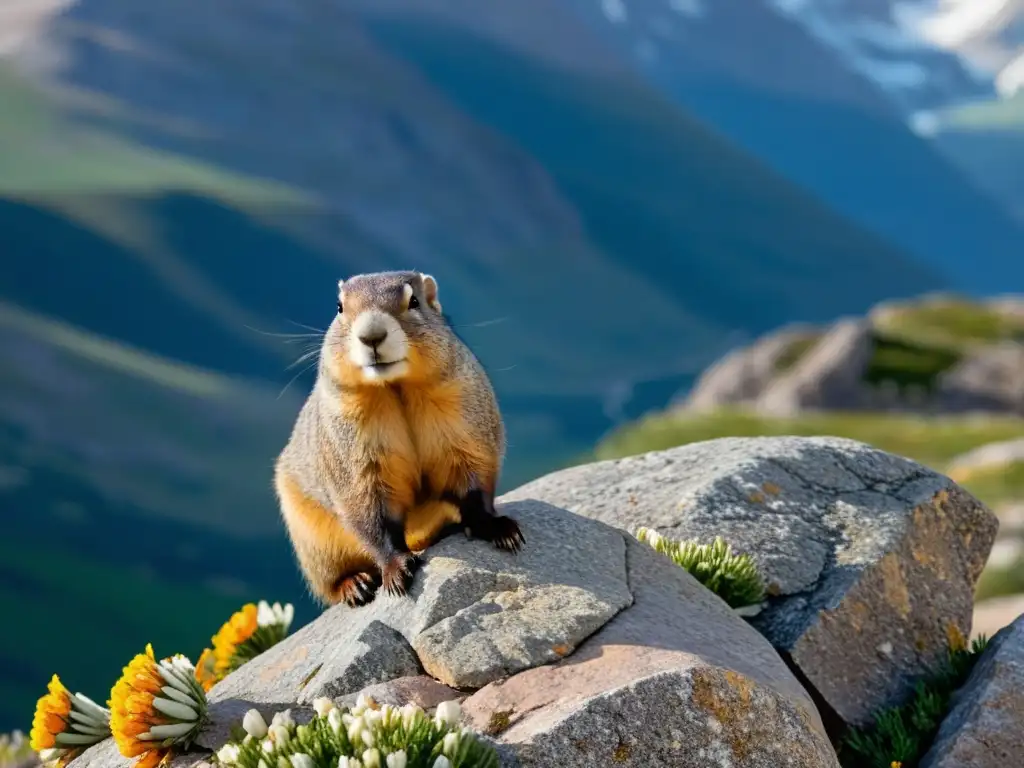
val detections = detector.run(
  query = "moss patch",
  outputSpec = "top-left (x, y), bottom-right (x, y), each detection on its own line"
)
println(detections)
top-left (485, 709), bottom-right (513, 736)
top-left (863, 332), bottom-right (962, 392)
top-left (874, 297), bottom-right (1024, 350)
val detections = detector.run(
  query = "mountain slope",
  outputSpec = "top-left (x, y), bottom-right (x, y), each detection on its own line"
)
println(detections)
top-left (929, 93), bottom-right (1024, 220)
top-left (558, 0), bottom-right (1024, 292)
top-left (3, 2), bottom-right (947, 451)
top-left (0, 299), bottom-right (314, 730)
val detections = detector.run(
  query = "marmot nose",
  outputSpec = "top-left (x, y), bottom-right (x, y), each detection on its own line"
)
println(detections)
top-left (358, 330), bottom-right (388, 349)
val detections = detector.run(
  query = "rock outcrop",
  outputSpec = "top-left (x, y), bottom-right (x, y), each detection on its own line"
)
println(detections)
top-left (68, 498), bottom-right (839, 768)
top-left (920, 616), bottom-right (1024, 767)
top-left (678, 294), bottom-right (1024, 418)
top-left (503, 436), bottom-right (999, 728)
top-left (937, 343), bottom-right (1024, 415)
top-left (754, 318), bottom-right (873, 415)
top-left (681, 324), bottom-right (821, 412)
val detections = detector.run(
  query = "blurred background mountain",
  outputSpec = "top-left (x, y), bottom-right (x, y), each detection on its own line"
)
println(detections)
top-left (1, 0), bottom-right (1023, 734)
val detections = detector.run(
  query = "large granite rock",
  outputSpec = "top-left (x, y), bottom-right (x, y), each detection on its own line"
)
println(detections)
top-left (210, 500), bottom-right (633, 701)
top-left (462, 536), bottom-right (839, 767)
top-left (503, 436), bottom-right (999, 727)
top-left (921, 616), bottom-right (1024, 768)
top-left (68, 498), bottom-right (839, 768)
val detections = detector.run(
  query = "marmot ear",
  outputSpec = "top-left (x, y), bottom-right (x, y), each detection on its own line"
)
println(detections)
top-left (421, 273), bottom-right (442, 313)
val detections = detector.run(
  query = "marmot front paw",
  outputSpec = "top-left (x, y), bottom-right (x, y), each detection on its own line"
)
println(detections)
top-left (336, 571), bottom-right (380, 607)
top-left (381, 552), bottom-right (420, 597)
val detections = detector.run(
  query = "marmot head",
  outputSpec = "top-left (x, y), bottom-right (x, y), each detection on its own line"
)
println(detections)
top-left (325, 270), bottom-right (447, 385)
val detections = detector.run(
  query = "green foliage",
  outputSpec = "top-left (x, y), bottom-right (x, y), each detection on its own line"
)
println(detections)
top-left (218, 699), bottom-right (497, 768)
top-left (595, 409), bottom-right (1024, 472)
top-left (874, 297), bottom-right (1024, 349)
top-left (635, 528), bottom-right (766, 609)
top-left (839, 635), bottom-right (989, 768)
top-left (862, 333), bottom-right (962, 393)
top-left (773, 333), bottom-right (822, 373)
top-left (227, 623), bottom-right (292, 674)
top-left (0, 732), bottom-right (35, 768)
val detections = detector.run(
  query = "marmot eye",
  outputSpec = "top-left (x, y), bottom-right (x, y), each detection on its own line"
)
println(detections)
top-left (337, 300), bottom-right (343, 314)
top-left (408, 294), bottom-right (420, 310)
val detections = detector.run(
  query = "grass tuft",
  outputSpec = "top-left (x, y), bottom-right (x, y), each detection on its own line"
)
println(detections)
top-left (839, 635), bottom-right (989, 768)
top-left (635, 528), bottom-right (766, 608)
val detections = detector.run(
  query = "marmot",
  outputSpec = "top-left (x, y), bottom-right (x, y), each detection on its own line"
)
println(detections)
top-left (274, 270), bottom-right (523, 608)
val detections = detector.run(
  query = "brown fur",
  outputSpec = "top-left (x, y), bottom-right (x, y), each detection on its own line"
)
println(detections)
top-left (274, 270), bottom-right (519, 607)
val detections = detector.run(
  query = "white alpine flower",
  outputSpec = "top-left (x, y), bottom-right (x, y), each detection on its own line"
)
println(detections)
top-left (442, 731), bottom-right (460, 756)
top-left (434, 700), bottom-right (461, 728)
top-left (257, 601), bottom-right (295, 630)
top-left (313, 697), bottom-right (337, 717)
top-left (243, 709), bottom-right (269, 739)
top-left (217, 743), bottom-right (242, 764)
top-left (271, 709), bottom-right (295, 729)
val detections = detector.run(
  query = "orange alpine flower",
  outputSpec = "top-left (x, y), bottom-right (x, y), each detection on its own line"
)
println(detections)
top-left (109, 645), bottom-right (207, 768)
top-left (29, 674), bottom-right (110, 767)
top-left (195, 600), bottom-right (294, 691)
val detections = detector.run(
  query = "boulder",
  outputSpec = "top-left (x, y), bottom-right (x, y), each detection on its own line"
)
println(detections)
top-left (755, 318), bottom-right (873, 415)
top-left (209, 500), bottom-right (634, 701)
top-left (68, 498), bottom-right (839, 768)
top-left (680, 324), bottom-right (821, 411)
top-left (461, 536), bottom-right (838, 767)
top-left (937, 343), bottom-right (1024, 415)
top-left (503, 436), bottom-right (999, 728)
top-left (920, 616), bottom-right (1024, 767)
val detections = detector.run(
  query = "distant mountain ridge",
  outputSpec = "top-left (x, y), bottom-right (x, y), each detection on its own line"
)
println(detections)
top-left (560, 0), bottom-right (1024, 287)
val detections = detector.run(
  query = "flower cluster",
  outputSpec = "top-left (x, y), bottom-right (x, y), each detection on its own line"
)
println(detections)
top-left (197, 601), bottom-right (295, 692)
top-left (28, 675), bottom-right (111, 767)
top-left (1, 730), bottom-right (38, 768)
top-left (214, 695), bottom-right (498, 768)
top-left (635, 527), bottom-right (766, 610)
top-left (109, 644), bottom-right (209, 768)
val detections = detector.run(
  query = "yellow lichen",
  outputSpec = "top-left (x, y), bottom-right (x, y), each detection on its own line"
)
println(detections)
top-left (485, 709), bottom-right (513, 736)
top-left (877, 554), bottom-right (912, 619)
top-left (612, 742), bottom-right (631, 762)
top-left (762, 482), bottom-right (782, 496)
top-left (946, 622), bottom-right (967, 653)
top-left (690, 669), bottom-right (755, 760)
